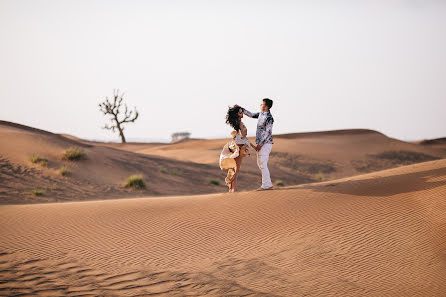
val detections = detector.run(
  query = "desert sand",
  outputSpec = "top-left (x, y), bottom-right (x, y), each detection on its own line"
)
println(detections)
top-left (1, 120), bottom-right (446, 296)
top-left (0, 121), bottom-right (255, 204)
top-left (1, 120), bottom-right (446, 204)
top-left (1, 158), bottom-right (446, 296)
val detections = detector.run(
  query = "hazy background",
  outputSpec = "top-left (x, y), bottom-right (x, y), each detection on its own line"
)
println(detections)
top-left (1, 0), bottom-right (445, 143)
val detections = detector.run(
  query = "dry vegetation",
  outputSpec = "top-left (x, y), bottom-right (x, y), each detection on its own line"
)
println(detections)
top-left (61, 147), bottom-right (87, 161)
top-left (124, 174), bottom-right (146, 190)
top-left (29, 155), bottom-right (48, 167)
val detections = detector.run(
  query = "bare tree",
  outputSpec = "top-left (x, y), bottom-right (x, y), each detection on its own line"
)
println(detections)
top-left (99, 89), bottom-right (139, 143)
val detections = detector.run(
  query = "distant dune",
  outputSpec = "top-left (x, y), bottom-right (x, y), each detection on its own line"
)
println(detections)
top-left (1, 159), bottom-right (445, 296)
top-left (1, 120), bottom-right (445, 204)
top-left (133, 128), bottom-right (446, 190)
top-left (0, 120), bottom-right (257, 204)
top-left (417, 137), bottom-right (446, 145)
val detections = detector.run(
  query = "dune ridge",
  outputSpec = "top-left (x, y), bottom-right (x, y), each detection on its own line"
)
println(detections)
top-left (1, 159), bottom-right (445, 296)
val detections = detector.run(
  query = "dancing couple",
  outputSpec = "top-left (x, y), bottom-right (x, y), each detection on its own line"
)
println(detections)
top-left (219, 98), bottom-right (274, 192)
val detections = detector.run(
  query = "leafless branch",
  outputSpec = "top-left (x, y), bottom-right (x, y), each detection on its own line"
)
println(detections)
top-left (98, 89), bottom-right (140, 143)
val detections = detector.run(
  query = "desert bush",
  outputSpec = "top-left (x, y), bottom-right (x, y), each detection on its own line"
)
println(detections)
top-left (315, 172), bottom-right (325, 182)
top-left (31, 189), bottom-right (45, 196)
top-left (158, 167), bottom-right (169, 174)
top-left (62, 147), bottom-right (87, 161)
top-left (210, 179), bottom-right (220, 186)
top-left (58, 166), bottom-right (71, 176)
top-left (124, 174), bottom-right (146, 189)
top-left (29, 155), bottom-right (48, 167)
top-left (157, 166), bottom-right (181, 176)
top-left (274, 180), bottom-right (285, 186)
top-left (30, 155), bottom-right (40, 163)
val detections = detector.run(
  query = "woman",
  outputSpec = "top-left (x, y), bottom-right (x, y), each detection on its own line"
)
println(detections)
top-left (219, 105), bottom-right (256, 192)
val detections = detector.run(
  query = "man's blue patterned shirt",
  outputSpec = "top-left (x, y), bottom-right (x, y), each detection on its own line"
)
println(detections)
top-left (241, 107), bottom-right (274, 146)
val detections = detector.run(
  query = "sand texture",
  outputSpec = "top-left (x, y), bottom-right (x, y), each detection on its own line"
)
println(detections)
top-left (1, 159), bottom-right (445, 296)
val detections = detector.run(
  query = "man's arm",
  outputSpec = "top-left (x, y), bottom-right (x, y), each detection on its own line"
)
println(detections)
top-left (256, 117), bottom-right (274, 147)
top-left (240, 106), bottom-right (259, 118)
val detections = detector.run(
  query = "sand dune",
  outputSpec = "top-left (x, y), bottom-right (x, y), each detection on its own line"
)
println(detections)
top-left (1, 159), bottom-right (445, 296)
top-left (2, 120), bottom-right (446, 205)
top-left (416, 137), bottom-right (446, 155)
top-left (0, 121), bottom-right (259, 204)
top-left (136, 128), bottom-right (446, 184)
top-left (79, 128), bottom-right (446, 189)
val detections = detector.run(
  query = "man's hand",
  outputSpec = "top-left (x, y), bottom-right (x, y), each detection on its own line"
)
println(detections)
top-left (256, 144), bottom-right (263, 151)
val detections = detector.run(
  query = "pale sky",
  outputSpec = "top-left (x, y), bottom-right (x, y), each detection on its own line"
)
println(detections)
top-left (1, 0), bottom-right (445, 142)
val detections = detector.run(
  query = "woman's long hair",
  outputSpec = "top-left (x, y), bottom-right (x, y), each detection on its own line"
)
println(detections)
top-left (226, 106), bottom-right (241, 132)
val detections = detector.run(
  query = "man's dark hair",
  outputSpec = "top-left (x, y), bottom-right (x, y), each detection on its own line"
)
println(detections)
top-left (263, 98), bottom-right (273, 109)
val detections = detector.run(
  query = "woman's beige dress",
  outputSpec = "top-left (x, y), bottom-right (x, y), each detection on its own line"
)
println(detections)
top-left (219, 121), bottom-right (254, 189)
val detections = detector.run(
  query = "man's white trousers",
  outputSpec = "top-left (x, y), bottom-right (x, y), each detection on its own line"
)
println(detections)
top-left (256, 143), bottom-right (273, 189)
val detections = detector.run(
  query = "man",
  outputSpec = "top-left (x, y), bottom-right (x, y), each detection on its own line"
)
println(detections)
top-left (236, 98), bottom-right (274, 191)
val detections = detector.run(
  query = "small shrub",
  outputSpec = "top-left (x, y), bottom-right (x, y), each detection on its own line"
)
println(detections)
top-left (124, 174), bottom-right (146, 189)
top-left (62, 147), bottom-right (87, 161)
top-left (29, 155), bottom-right (48, 167)
top-left (49, 185), bottom-right (60, 191)
top-left (210, 179), bottom-right (220, 186)
top-left (274, 180), bottom-right (285, 186)
top-left (158, 167), bottom-right (169, 174)
top-left (315, 172), bottom-right (325, 182)
top-left (157, 166), bottom-right (181, 176)
top-left (31, 189), bottom-right (45, 196)
top-left (29, 155), bottom-right (40, 163)
top-left (58, 166), bottom-right (71, 176)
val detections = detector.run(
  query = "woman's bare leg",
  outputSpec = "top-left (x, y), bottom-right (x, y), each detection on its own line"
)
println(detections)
top-left (232, 155), bottom-right (243, 192)
top-left (229, 176), bottom-right (234, 192)
top-left (227, 170), bottom-right (234, 192)
top-left (227, 168), bottom-right (236, 192)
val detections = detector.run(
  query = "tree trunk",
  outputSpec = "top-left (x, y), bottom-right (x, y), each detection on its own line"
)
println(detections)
top-left (114, 117), bottom-right (126, 143)
top-left (118, 126), bottom-right (126, 143)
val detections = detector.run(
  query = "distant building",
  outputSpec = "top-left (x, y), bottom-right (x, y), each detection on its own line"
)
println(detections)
top-left (171, 132), bottom-right (191, 142)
